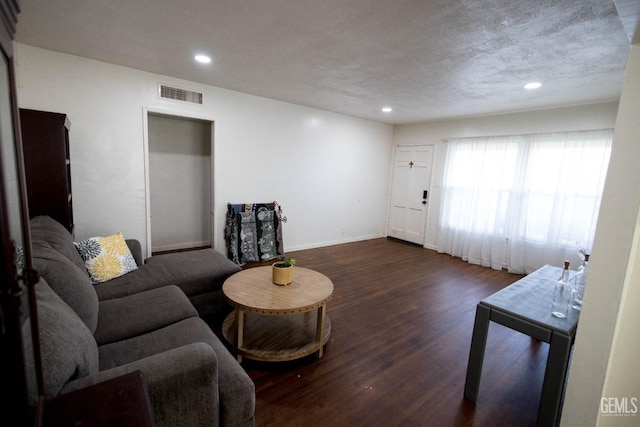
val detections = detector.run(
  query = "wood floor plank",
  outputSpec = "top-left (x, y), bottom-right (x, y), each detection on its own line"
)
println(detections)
top-left (226, 238), bottom-right (554, 427)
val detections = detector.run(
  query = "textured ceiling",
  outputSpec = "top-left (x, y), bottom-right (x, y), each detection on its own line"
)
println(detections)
top-left (14, 0), bottom-right (637, 124)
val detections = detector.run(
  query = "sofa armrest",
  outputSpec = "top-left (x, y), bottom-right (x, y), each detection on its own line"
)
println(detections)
top-left (61, 343), bottom-right (219, 427)
top-left (125, 239), bottom-right (143, 266)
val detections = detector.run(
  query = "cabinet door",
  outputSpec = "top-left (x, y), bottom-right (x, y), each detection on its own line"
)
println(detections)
top-left (1, 1), bottom-right (44, 425)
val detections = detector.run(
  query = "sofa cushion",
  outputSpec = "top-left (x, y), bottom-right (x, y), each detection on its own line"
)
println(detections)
top-left (144, 248), bottom-right (241, 297)
top-left (30, 215), bottom-right (87, 272)
top-left (93, 263), bottom-right (175, 300)
top-left (31, 239), bottom-right (99, 333)
top-left (125, 239), bottom-right (143, 266)
top-left (74, 232), bottom-right (138, 284)
top-left (25, 278), bottom-right (99, 400)
top-left (94, 285), bottom-right (198, 345)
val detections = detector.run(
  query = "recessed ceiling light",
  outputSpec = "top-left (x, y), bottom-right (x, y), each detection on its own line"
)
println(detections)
top-left (194, 54), bottom-right (211, 64)
top-left (524, 82), bottom-right (542, 90)
top-left (382, 107), bottom-right (393, 113)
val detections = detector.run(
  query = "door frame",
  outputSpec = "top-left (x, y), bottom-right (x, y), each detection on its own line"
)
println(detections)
top-left (386, 144), bottom-right (435, 247)
top-left (142, 107), bottom-right (218, 258)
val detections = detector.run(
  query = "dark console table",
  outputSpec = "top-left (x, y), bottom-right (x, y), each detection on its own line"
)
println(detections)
top-left (44, 370), bottom-right (155, 427)
top-left (463, 264), bottom-right (580, 427)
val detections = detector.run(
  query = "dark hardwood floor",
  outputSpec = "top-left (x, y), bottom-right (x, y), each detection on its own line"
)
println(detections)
top-left (223, 238), bottom-right (551, 427)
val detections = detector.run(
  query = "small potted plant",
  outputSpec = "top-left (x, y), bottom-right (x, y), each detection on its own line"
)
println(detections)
top-left (272, 258), bottom-right (296, 285)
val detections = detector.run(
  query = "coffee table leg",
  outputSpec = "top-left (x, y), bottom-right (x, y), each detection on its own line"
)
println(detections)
top-left (316, 304), bottom-right (327, 358)
top-left (234, 309), bottom-right (245, 363)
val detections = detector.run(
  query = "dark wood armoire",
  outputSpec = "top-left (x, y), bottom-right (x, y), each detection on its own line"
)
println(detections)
top-left (19, 109), bottom-right (74, 234)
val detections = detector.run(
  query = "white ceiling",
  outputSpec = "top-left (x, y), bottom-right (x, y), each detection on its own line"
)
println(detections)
top-left (14, 0), bottom-right (639, 124)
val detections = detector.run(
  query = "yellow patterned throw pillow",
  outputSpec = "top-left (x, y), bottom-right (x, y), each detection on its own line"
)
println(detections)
top-left (74, 232), bottom-right (138, 284)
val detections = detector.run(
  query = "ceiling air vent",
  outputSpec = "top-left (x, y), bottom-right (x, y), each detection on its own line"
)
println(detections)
top-left (159, 84), bottom-right (203, 104)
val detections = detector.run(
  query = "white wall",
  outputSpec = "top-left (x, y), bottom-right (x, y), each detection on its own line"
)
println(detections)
top-left (15, 44), bottom-right (394, 256)
top-left (392, 101), bottom-right (619, 249)
top-left (561, 41), bottom-right (640, 426)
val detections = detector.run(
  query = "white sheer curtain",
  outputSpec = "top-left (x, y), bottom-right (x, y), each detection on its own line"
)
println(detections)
top-left (437, 129), bottom-right (612, 274)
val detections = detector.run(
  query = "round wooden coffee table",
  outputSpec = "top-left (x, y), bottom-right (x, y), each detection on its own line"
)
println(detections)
top-left (222, 266), bottom-right (333, 362)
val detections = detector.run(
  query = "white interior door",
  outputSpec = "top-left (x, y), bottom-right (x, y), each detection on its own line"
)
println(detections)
top-left (388, 145), bottom-right (434, 245)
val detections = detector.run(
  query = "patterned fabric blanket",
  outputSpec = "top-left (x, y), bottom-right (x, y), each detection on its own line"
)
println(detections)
top-left (225, 202), bottom-right (286, 265)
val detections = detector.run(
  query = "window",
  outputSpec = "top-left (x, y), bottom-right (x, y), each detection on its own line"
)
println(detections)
top-left (437, 129), bottom-right (612, 274)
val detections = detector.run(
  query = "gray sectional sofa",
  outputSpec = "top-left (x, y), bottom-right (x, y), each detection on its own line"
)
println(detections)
top-left (27, 215), bottom-right (254, 427)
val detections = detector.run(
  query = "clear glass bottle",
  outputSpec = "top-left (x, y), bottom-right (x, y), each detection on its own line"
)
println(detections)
top-left (552, 261), bottom-right (571, 318)
top-left (572, 253), bottom-right (589, 310)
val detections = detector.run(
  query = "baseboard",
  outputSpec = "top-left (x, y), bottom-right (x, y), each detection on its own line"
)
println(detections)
top-left (151, 240), bottom-right (211, 253)
top-left (286, 234), bottom-right (386, 252)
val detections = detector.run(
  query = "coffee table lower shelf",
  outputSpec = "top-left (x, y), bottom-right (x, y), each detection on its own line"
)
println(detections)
top-left (222, 311), bottom-right (332, 362)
